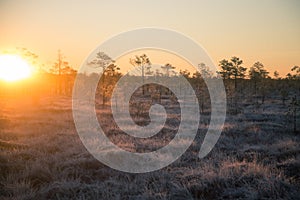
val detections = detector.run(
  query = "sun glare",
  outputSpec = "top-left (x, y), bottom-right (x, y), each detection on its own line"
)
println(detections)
top-left (0, 54), bottom-right (33, 82)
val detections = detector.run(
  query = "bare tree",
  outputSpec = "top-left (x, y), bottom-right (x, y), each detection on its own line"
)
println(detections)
top-left (130, 54), bottom-right (151, 95)
top-left (50, 50), bottom-right (75, 95)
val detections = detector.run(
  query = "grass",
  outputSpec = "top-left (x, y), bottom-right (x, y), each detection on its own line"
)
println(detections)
top-left (0, 92), bottom-right (299, 200)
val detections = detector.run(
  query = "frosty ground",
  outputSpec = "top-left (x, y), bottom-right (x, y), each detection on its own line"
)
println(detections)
top-left (0, 94), bottom-right (299, 200)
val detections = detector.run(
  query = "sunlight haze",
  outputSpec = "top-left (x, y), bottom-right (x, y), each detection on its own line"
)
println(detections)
top-left (0, 0), bottom-right (299, 77)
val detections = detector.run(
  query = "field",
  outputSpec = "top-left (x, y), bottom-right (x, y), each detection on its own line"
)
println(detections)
top-left (1, 0), bottom-right (300, 199)
top-left (0, 82), bottom-right (299, 200)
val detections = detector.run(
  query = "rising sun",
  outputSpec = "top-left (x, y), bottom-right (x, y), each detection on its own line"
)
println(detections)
top-left (0, 54), bottom-right (33, 82)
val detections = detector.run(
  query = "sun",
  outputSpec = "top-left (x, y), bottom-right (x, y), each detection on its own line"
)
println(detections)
top-left (0, 54), bottom-right (33, 82)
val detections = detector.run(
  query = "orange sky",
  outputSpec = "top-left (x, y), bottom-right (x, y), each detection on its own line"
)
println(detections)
top-left (115, 50), bottom-right (196, 75)
top-left (0, 0), bottom-right (299, 77)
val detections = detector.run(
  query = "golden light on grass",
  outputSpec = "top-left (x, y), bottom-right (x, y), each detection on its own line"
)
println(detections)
top-left (0, 54), bottom-right (33, 82)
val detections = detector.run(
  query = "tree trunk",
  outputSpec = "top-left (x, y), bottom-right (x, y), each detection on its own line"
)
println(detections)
top-left (294, 107), bottom-right (297, 133)
top-left (102, 74), bottom-right (105, 107)
top-left (142, 65), bottom-right (145, 95)
top-left (234, 76), bottom-right (237, 90)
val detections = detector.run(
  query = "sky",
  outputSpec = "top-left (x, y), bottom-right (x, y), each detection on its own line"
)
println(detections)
top-left (0, 0), bottom-right (299, 77)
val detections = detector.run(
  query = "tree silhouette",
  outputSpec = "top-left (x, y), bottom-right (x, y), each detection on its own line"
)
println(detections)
top-left (218, 57), bottom-right (247, 114)
top-left (273, 71), bottom-right (280, 79)
top-left (16, 47), bottom-right (39, 69)
top-left (286, 73), bottom-right (293, 80)
top-left (130, 54), bottom-right (151, 95)
top-left (249, 62), bottom-right (269, 89)
top-left (218, 59), bottom-right (232, 80)
top-left (218, 57), bottom-right (246, 89)
top-left (88, 51), bottom-right (114, 71)
top-left (290, 66), bottom-right (300, 95)
top-left (192, 66), bottom-right (209, 114)
top-left (291, 66), bottom-right (300, 80)
top-left (198, 63), bottom-right (213, 79)
top-left (180, 69), bottom-right (190, 79)
top-left (230, 56), bottom-right (247, 90)
top-left (4, 47), bottom-right (41, 72)
top-left (87, 51), bottom-right (114, 105)
top-left (50, 50), bottom-right (75, 95)
top-left (161, 63), bottom-right (175, 77)
top-left (249, 62), bottom-right (270, 104)
top-left (288, 95), bottom-right (299, 133)
top-left (145, 65), bottom-right (154, 76)
top-left (102, 63), bottom-right (121, 104)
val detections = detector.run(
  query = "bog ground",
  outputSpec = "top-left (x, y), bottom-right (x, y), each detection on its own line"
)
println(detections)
top-left (0, 94), bottom-right (299, 200)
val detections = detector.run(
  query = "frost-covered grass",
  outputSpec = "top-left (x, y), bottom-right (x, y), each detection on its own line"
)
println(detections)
top-left (0, 94), bottom-right (299, 200)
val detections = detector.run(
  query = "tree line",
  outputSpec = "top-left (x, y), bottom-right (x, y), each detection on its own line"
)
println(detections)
top-left (0, 50), bottom-right (298, 132)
